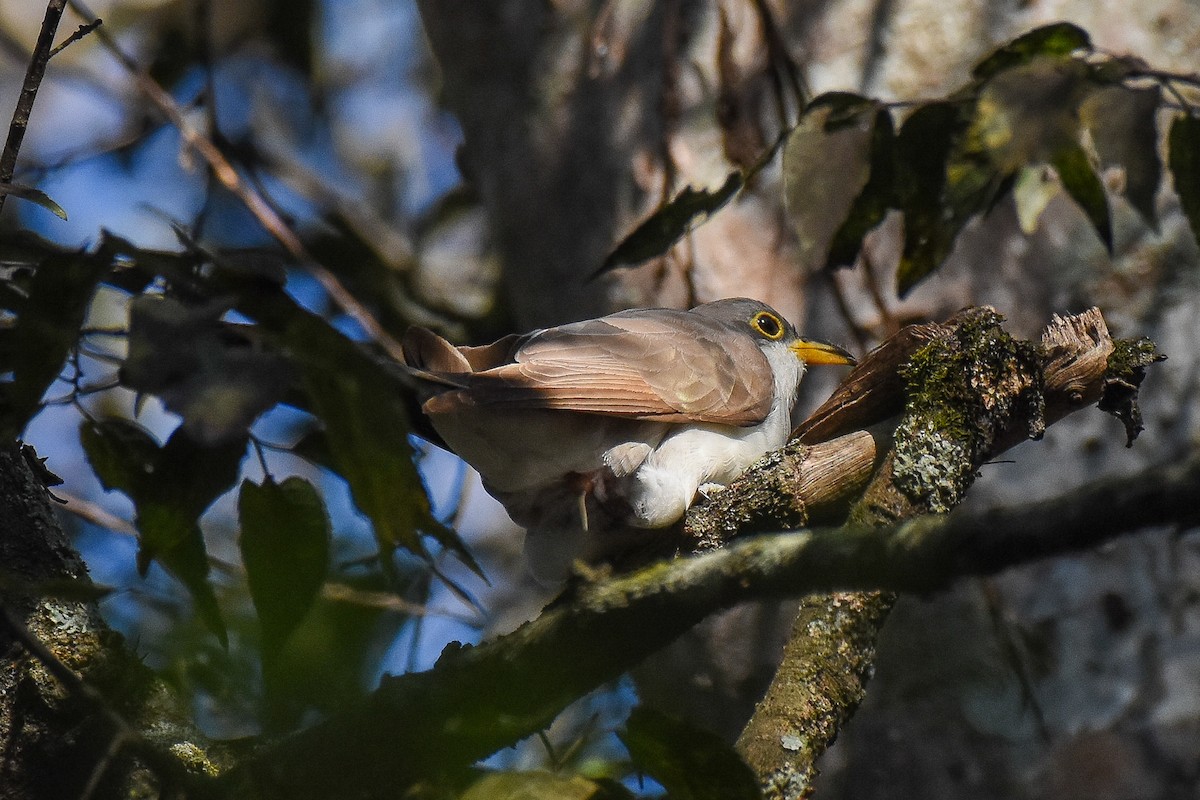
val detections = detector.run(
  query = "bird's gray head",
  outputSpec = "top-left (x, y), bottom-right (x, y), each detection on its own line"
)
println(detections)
top-left (691, 298), bottom-right (800, 344)
top-left (691, 298), bottom-right (857, 366)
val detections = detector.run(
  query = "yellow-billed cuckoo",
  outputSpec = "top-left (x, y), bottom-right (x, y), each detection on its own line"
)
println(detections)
top-left (402, 298), bottom-right (855, 542)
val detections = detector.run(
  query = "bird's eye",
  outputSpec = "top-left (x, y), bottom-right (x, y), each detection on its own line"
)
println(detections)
top-left (751, 311), bottom-right (785, 340)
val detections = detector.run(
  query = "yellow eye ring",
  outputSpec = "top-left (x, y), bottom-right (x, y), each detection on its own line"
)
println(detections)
top-left (751, 311), bottom-right (785, 340)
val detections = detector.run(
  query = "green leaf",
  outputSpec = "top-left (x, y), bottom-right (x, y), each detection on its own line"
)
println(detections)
top-left (894, 102), bottom-right (970, 295)
top-left (284, 314), bottom-right (475, 573)
top-left (970, 57), bottom-right (1091, 172)
top-left (827, 108), bottom-right (895, 268)
top-left (598, 173), bottom-right (743, 275)
top-left (122, 295), bottom-right (295, 445)
top-left (80, 418), bottom-right (246, 645)
top-left (1169, 114), bottom-right (1200, 250)
top-left (0, 183), bottom-right (67, 219)
top-left (897, 56), bottom-right (1096, 297)
top-left (620, 708), bottom-right (761, 800)
top-left (79, 416), bottom-right (159, 497)
top-left (238, 476), bottom-right (330, 660)
top-left (784, 93), bottom-right (880, 270)
top-left (1051, 142), bottom-right (1113, 251)
top-left (0, 251), bottom-right (109, 439)
top-left (1082, 84), bottom-right (1162, 229)
top-left (971, 23), bottom-right (1092, 82)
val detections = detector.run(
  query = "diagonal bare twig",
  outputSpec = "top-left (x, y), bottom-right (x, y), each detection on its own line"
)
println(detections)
top-left (64, 0), bottom-right (409, 364)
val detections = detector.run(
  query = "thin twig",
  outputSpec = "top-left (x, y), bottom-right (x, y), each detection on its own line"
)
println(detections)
top-left (48, 19), bottom-right (101, 59)
top-left (0, 0), bottom-right (68, 216)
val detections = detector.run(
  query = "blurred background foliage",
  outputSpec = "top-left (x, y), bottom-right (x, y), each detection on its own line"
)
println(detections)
top-left (3, 0), bottom-right (1200, 797)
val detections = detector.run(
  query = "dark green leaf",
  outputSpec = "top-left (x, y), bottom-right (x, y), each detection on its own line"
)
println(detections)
top-left (1051, 143), bottom-right (1113, 251)
top-left (784, 94), bottom-right (879, 271)
top-left (0, 183), bottom-right (67, 219)
top-left (79, 417), bottom-right (159, 499)
top-left (122, 295), bottom-right (294, 445)
top-left (597, 173), bottom-right (743, 275)
top-left (894, 102), bottom-right (970, 295)
top-left (971, 23), bottom-right (1092, 81)
top-left (262, 0), bottom-right (314, 74)
top-left (1169, 114), bottom-right (1200, 249)
top-left (827, 108), bottom-right (895, 268)
top-left (284, 314), bottom-right (475, 573)
top-left (620, 707), bottom-right (761, 800)
top-left (238, 477), bottom-right (330, 659)
top-left (1082, 84), bottom-right (1162, 229)
top-left (897, 56), bottom-right (1094, 296)
top-left (80, 418), bottom-right (246, 645)
top-left (970, 57), bottom-right (1091, 172)
top-left (0, 251), bottom-right (109, 440)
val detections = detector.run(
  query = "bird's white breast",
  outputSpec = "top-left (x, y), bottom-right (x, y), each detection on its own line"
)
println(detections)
top-left (619, 341), bottom-right (806, 527)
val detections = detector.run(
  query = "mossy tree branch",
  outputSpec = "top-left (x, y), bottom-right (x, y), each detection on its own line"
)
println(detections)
top-left (716, 307), bottom-right (1161, 798)
top-left (218, 445), bottom-right (1198, 799)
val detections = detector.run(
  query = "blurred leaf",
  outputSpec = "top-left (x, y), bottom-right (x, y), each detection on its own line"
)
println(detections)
top-left (77, 416), bottom-right (159, 495)
top-left (970, 57), bottom-right (1091, 172)
top-left (263, 0), bottom-right (314, 74)
top-left (1051, 142), bottom-right (1113, 251)
top-left (598, 173), bottom-right (743, 275)
top-left (1082, 84), bottom-right (1162, 229)
top-left (284, 315), bottom-right (476, 573)
top-left (122, 295), bottom-right (295, 445)
top-left (0, 183), bottom-right (67, 219)
top-left (238, 476), bottom-right (330, 660)
top-left (784, 93), bottom-right (879, 270)
top-left (0, 251), bottom-right (109, 440)
top-left (81, 418), bottom-right (246, 645)
top-left (289, 427), bottom-right (336, 472)
top-left (971, 23), bottom-right (1092, 81)
top-left (460, 771), bottom-right (621, 800)
top-left (1169, 114), bottom-right (1200, 249)
top-left (620, 708), bottom-right (761, 800)
top-left (239, 476), bottom-right (330, 730)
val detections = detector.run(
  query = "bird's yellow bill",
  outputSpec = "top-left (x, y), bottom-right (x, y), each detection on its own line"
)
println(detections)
top-left (790, 338), bottom-right (857, 366)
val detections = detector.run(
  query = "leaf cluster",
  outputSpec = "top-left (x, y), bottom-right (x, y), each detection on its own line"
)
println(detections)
top-left (0, 230), bottom-right (467, 724)
top-left (605, 23), bottom-right (1200, 296)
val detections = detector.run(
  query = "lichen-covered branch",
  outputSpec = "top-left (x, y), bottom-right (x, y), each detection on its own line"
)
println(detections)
top-left (693, 307), bottom-right (1161, 798)
top-left (0, 444), bottom-right (231, 799)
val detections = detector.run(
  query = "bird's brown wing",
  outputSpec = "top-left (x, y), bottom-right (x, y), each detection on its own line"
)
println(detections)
top-left (422, 309), bottom-right (775, 426)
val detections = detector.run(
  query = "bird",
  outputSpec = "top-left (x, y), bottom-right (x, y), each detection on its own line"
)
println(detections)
top-left (401, 298), bottom-right (855, 567)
